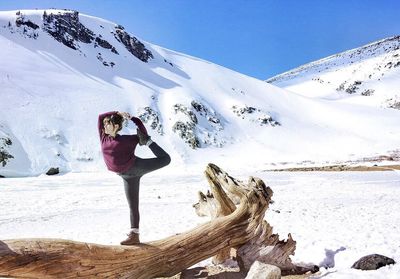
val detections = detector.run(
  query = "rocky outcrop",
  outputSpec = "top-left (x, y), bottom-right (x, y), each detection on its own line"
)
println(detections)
top-left (0, 137), bottom-right (14, 167)
top-left (4, 11), bottom-right (39, 39)
top-left (8, 10), bottom-right (153, 65)
top-left (42, 10), bottom-right (95, 50)
top-left (172, 104), bottom-right (200, 148)
top-left (95, 36), bottom-right (118, 54)
top-left (232, 105), bottom-right (280, 126)
top-left (361, 89), bottom-right (374, 96)
top-left (386, 96), bottom-right (400, 109)
top-left (191, 100), bottom-right (222, 128)
top-left (15, 11), bottom-right (39, 30)
top-left (39, 9), bottom-right (128, 67)
top-left (172, 101), bottom-right (225, 149)
top-left (172, 121), bottom-right (200, 149)
top-left (113, 25), bottom-right (153, 62)
top-left (138, 107), bottom-right (163, 135)
top-left (336, 80), bottom-right (363, 94)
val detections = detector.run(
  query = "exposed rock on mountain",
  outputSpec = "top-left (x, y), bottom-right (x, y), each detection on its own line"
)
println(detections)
top-left (8, 9), bottom-right (152, 65)
top-left (172, 120), bottom-right (200, 149)
top-left (386, 96), bottom-right (400, 109)
top-left (42, 10), bottom-right (95, 50)
top-left (15, 11), bottom-right (39, 30)
top-left (113, 25), bottom-right (153, 62)
top-left (138, 107), bottom-right (164, 135)
top-left (232, 105), bottom-right (280, 126)
top-left (0, 137), bottom-right (13, 167)
top-left (172, 101), bottom-right (226, 149)
top-left (267, 36), bottom-right (400, 109)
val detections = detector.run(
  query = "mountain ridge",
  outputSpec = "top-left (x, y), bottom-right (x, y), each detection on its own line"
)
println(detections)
top-left (1, 9), bottom-right (399, 177)
top-left (266, 35), bottom-right (400, 109)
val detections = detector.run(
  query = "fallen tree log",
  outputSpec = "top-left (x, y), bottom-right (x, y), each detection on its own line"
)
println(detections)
top-left (0, 164), bottom-right (317, 278)
top-left (193, 165), bottom-right (318, 275)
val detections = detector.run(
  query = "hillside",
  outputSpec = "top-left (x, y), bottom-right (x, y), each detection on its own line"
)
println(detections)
top-left (1, 9), bottom-right (399, 177)
top-left (267, 36), bottom-right (400, 109)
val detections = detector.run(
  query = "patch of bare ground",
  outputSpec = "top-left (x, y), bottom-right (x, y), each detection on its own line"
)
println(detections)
top-left (267, 164), bottom-right (400, 172)
top-left (265, 150), bottom-right (400, 172)
top-left (264, 149), bottom-right (400, 171)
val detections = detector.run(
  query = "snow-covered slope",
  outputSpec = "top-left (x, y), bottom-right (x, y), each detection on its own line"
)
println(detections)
top-left (267, 36), bottom-right (400, 108)
top-left (1, 9), bottom-right (399, 177)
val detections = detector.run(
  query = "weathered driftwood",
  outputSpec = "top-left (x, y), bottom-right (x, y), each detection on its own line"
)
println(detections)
top-left (0, 164), bottom-right (317, 278)
top-left (193, 166), bottom-right (318, 275)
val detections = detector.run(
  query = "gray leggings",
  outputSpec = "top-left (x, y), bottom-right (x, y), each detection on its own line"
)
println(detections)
top-left (118, 142), bottom-right (171, 229)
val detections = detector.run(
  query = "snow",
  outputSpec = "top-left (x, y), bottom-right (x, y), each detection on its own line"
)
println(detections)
top-left (0, 9), bottom-right (399, 278)
top-left (0, 10), bottom-right (399, 177)
top-left (1, 169), bottom-right (399, 278)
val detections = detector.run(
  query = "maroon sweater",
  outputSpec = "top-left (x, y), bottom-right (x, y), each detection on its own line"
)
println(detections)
top-left (98, 111), bottom-right (148, 173)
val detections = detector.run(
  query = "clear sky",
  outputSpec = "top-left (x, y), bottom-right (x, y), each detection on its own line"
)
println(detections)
top-left (1, 0), bottom-right (399, 79)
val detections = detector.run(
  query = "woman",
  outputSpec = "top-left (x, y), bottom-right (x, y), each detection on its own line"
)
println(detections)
top-left (98, 111), bottom-right (171, 245)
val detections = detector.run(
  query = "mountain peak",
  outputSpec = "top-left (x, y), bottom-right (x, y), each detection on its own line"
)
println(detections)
top-left (2, 9), bottom-right (153, 64)
top-left (266, 36), bottom-right (400, 108)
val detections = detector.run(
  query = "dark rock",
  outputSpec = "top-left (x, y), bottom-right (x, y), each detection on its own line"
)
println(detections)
top-left (336, 82), bottom-right (346, 91)
top-left (15, 15), bottom-right (39, 30)
top-left (43, 10), bottom-right (95, 50)
top-left (173, 102), bottom-right (224, 148)
top-left (0, 150), bottom-right (14, 167)
top-left (386, 97), bottom-right (400, 109)
top-left (352, 254), bottom-right (395, 270)
top-left (95, 37), bottom-right (118, 54)
top-left (174, 104), bottom-right (198, 124)
top-left (191, 100), bottom-right (205, 114)
top-left (0, 137), bottom-right (14, 167)
top-left (361, 89), bottom-right (375, 96)
top-left (345, 82), bottom-right (360, 94)
top-left (46, 167), bottom-right (59, 175)
top-left (138, 107), bottom-right (163, 135)
top-left (259, 116), bottom-right (281, 126)
top-left (3, 138), bottom-right (12, 146)
top-left (172, 121), bottom-right (200, 149)
top-left (113, 25), bottom-right (153, 62)
top-left (207, 116), bottom-right (220, 124)
top-left (232, 105), bottom-right (280, 126)
top-left (191, 101), bottom-right (222, 126)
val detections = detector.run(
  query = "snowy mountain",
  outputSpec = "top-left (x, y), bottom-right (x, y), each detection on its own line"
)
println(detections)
top-left (1, 9), bottom-right (399, 177)
top-left (266, 36), bottom-right (400, 109)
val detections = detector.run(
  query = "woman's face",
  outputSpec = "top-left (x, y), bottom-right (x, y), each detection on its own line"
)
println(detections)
top-left (103, 118), bottom-right (118, 135)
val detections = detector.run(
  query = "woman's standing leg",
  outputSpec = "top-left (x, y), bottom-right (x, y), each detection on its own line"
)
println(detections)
top-left (120, 176), bottom-right (141, 245)
top-left (119, 141), bottom-right (170, 245)
top-left (123, 176), bottom-right (141, 229)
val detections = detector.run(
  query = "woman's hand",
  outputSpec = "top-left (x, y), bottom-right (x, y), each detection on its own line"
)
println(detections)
top-left (118, 112), bottom-right (131, 120)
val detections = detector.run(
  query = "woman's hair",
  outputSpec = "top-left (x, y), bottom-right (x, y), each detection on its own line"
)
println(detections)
top-left (104, 114), bottom-right (124, 132)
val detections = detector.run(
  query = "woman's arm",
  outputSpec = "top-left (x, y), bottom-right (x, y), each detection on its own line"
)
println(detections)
top-left (131, 116), bottom-right (148, 135)
top-left (98, 111), bottom-right (117, 139)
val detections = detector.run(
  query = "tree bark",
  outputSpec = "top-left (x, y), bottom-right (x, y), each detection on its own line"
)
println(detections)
top-left (0, 164), bottom-right (317, 278)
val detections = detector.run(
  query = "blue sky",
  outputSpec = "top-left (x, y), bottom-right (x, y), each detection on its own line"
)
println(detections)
top-left (1, 0), bottom-right (399, 79)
